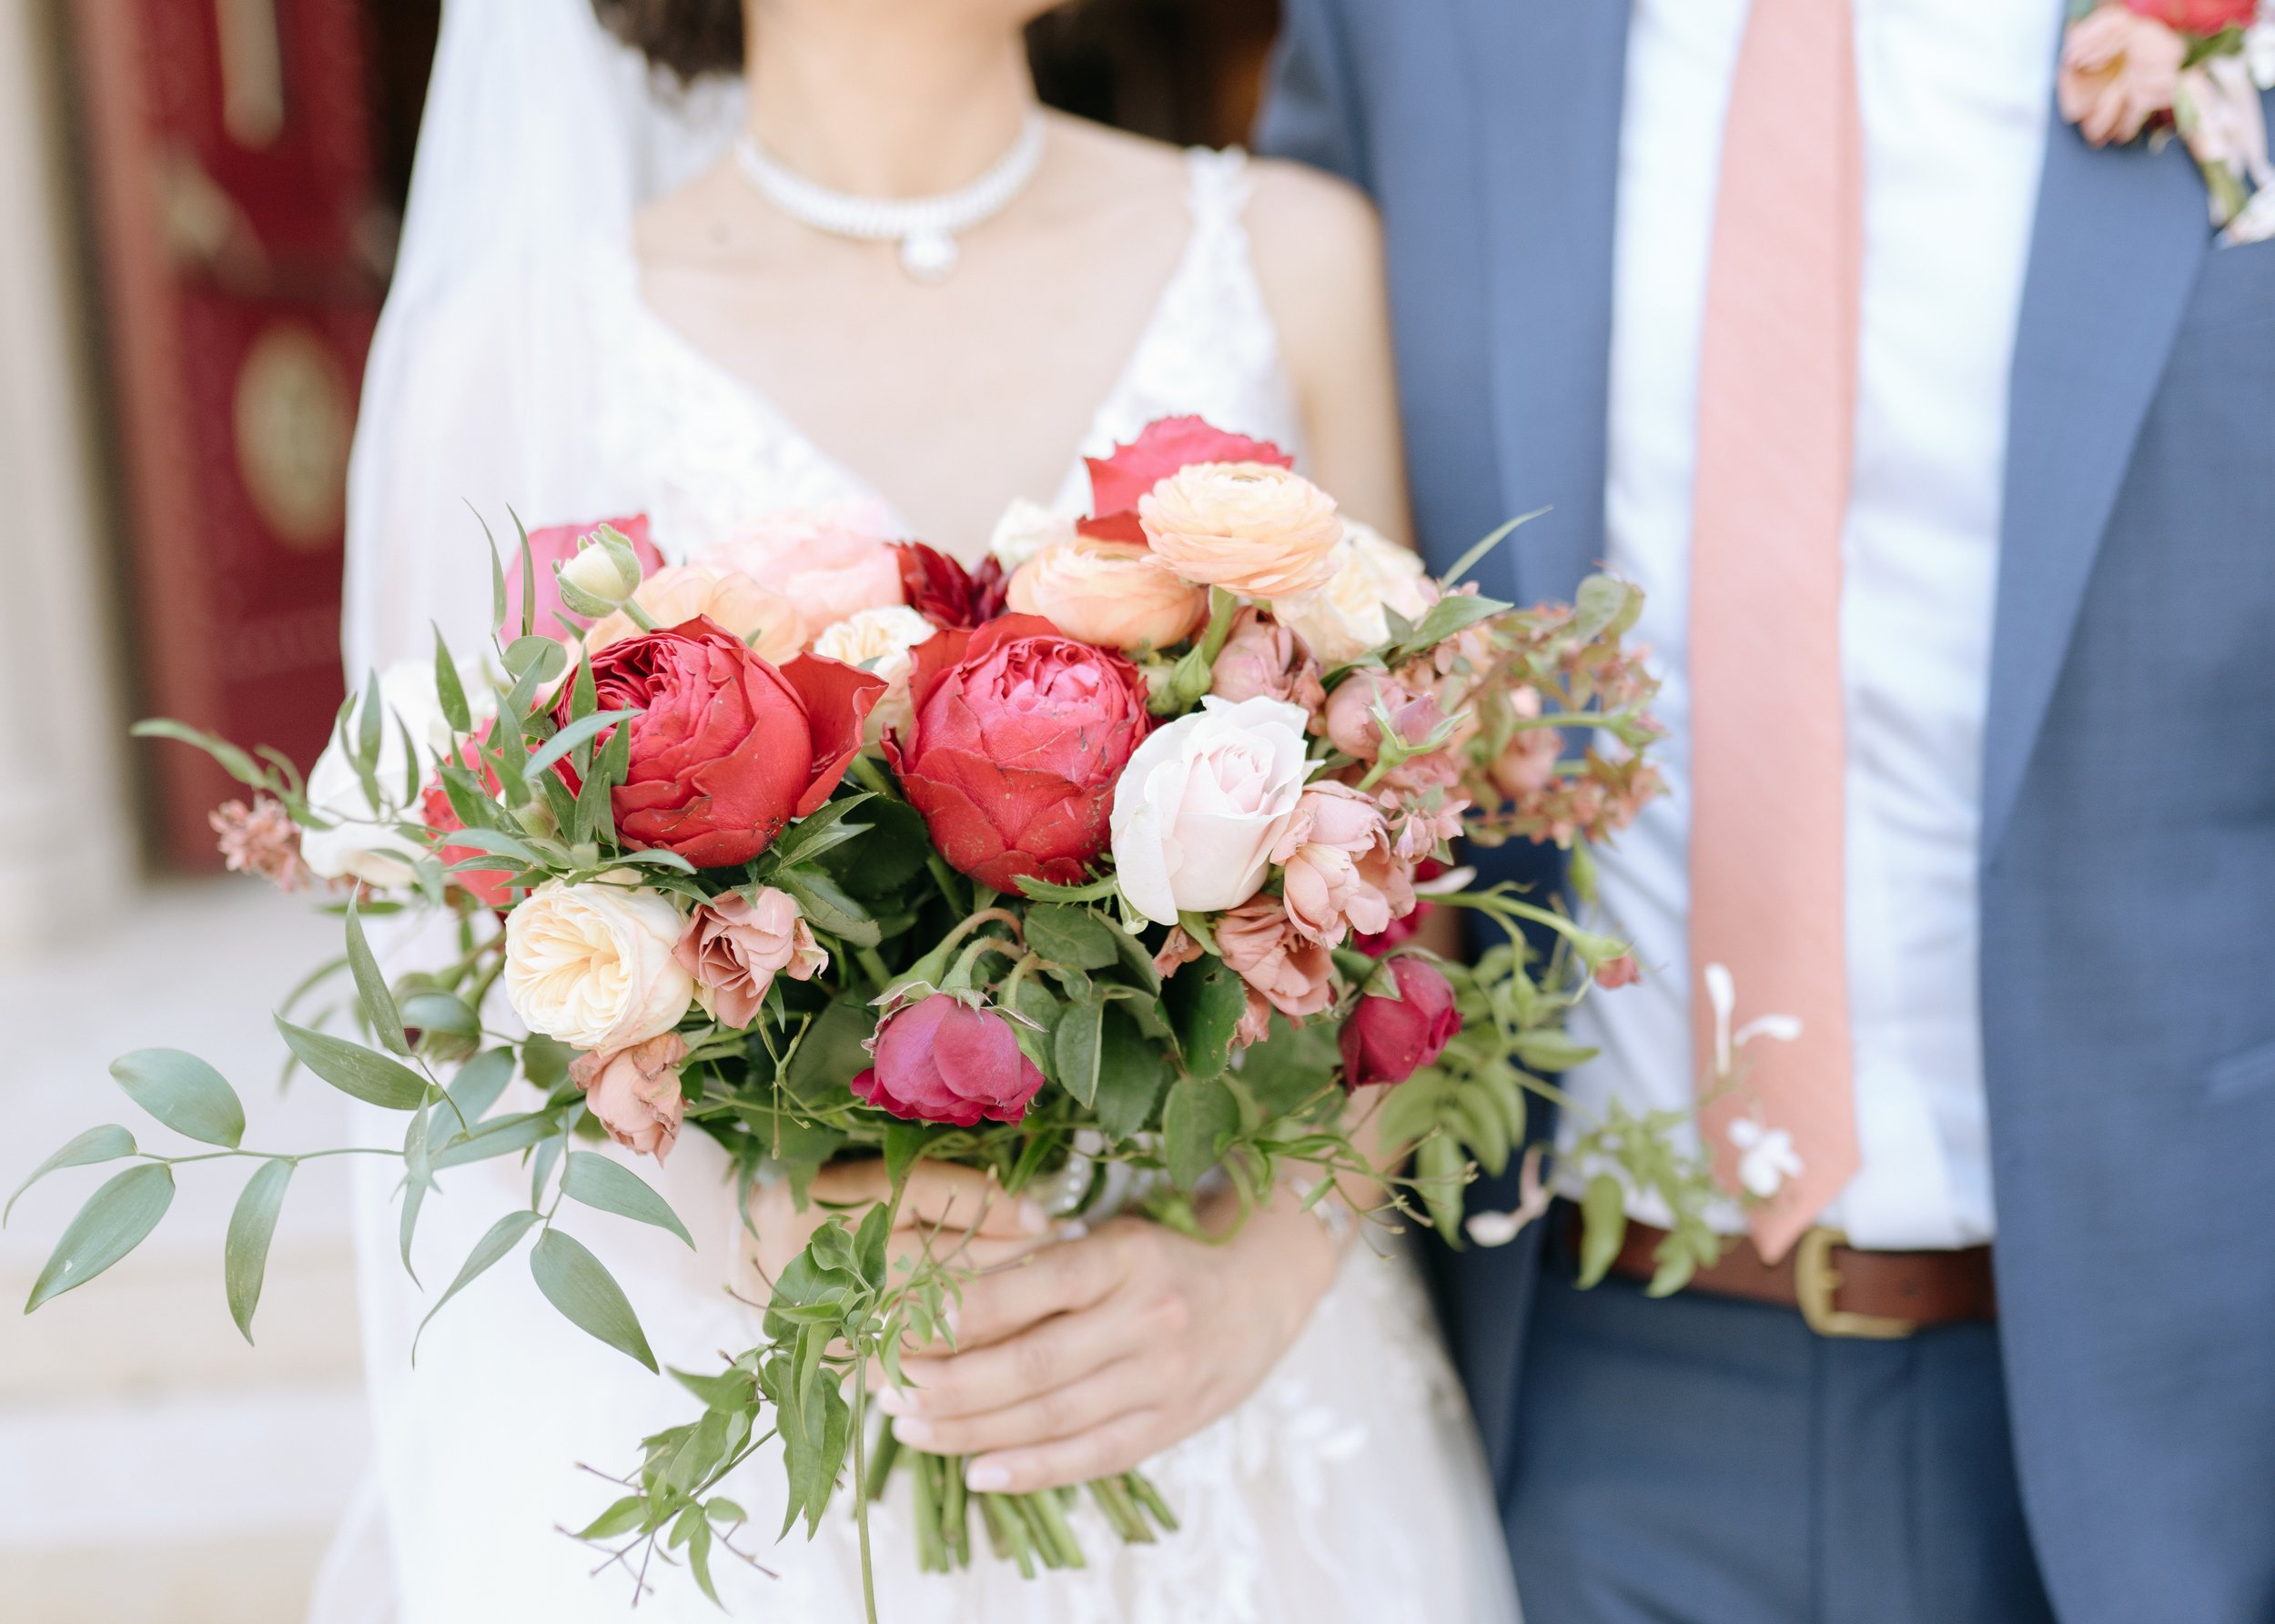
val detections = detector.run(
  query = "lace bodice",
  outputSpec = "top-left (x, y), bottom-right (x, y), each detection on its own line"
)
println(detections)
top-left (600, 147), bottom-right (1305, 560)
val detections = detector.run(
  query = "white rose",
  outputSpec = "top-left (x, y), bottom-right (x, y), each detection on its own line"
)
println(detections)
top-left (1108, 696), bottom-right (1312, 926)
top-left (810, 604), bottom-right (940, 741)
top-left (301, 656), bottom-right (496, 888)
top-left (1270, 519), bottom-right (1436, 667)
top-left (987, 498), bottom-right (1077, 572)
top-left (503, 875), bottom-right (694, 1053)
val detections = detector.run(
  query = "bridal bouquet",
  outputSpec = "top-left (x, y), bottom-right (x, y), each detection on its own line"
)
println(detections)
top-left (14, 419), bottom-right (1691, 1613)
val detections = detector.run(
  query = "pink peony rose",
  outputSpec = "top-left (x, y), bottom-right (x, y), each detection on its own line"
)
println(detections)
top-left (674, 888), bottom-right (827, 1030)
top-left (570, 1032), bottom-right (690, 1161)
top-left (1209, 607), bottom-right (1328, 711)
top-left (1214, 895), bottom-right (1336, 1019)
top-left (1271, 782), bottom-right (1416, 947)
top-left (1340, 958), bottom-right (1461, 1089)
top-left (698, 503), bottom-right (905, 635)
top-left (2059, 6), bottom-right (2186, 146)
top-left (850, 995), bottom-right (1046, 1127)
top-left (1007, 535), bottom-right (1208, 652)
top-left (1080, 416), bottom-right (1295, 543)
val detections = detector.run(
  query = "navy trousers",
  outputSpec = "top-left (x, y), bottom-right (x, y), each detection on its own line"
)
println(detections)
top-left (1506, 1243), bottom-right (2058, 1624)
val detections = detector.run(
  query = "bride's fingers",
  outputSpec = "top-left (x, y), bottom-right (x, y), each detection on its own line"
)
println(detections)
top-left (942, 1229), bottom-right (1129, 1349)
top-left (961, 1408), bottom-right (1166, 1497)
top-left (880, 1296), bottom-right (1145, 1419)
top-left (881, 1357), bottom-right (1156, 1458)
top-left (805, 1160), bottom-right (1046, 1240)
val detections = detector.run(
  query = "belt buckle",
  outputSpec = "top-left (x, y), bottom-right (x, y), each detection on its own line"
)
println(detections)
top-left (1793, 1227), bottom-right (1916, 1339)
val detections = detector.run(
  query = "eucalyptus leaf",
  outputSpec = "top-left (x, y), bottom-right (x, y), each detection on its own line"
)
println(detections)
top-left (531, 1228), bottom-right (657, 1371)
top-left (274, 1017), bottom-right (429, 1110)
top-left (415, 1209), bottom-right (540, 1359)
top-left (1438, 507), bottom-right (1548, 591)
top-left (1576, 1173), bottom-right (1629, 1289)
top-left (5, 1125), bottom-right (136, 1225)
top-left (433, 625), bottom-right (472, 734)
top-left (129, 718), bottom-right (267, 791)
top-left (400, 991), bottom-right (480, 1038)
top-left (560, 1152), bottom-right (693, 1248)
top-left (521, 709), bottom-right (637, 781)
top-left (224, 1159), bottom-right (293, 1343)
top-left (445, 1048), bottom-right (517, 1124)
top-left (25, 1164), bottom-right (175, 1310)
top-left (109, 1050), bottom-right (245, 1148)
top-left (344, 899), bottom-right (409, 1055)
top-left (429, 1110), bottom-right (552, 1171)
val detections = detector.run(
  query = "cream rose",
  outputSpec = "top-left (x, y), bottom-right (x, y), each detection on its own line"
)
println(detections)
top-left (987, 498), bottom-right (1077, 572)
top-left (1108, 695), bottom-right (1312, 926)
top-left (1138, 462), bottom-right (1342, 599)
top-left (1007, 536), bottom-right (1209, 652)
top-left (810, 603), bottom-right (939, 741)
top-left (585, 563), bottom-right (804, 661)
top-left (1271, 519), bottom-right (1437, 666)
top-left (503, 875), bottom-right (694, 1053)
top-left (302, 656), bottom-right (496, 888)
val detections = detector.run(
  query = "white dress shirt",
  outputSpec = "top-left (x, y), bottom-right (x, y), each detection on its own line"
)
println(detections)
top-left (1558, 0), bottom-right (2063, 1249)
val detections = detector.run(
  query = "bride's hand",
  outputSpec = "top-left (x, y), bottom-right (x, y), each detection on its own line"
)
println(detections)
top-left (872, 1190), bottom-right (1344, 1494)
top-left (746, 1160), bottom-right (1053, 1293)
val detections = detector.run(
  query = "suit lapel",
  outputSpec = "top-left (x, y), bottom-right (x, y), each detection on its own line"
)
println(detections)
top-left (1460, 0), bottom-right (1635, 609)
top-left (1984, 86), bottom-right (2209, 856)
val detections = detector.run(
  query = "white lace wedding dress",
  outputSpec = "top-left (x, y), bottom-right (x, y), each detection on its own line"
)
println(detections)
top-left (316, 8), bottom-right (1517, 1621)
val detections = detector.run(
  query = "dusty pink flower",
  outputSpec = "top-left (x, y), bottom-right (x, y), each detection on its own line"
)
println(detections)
top-left (698, 502), bottom-right (905, 636)
top-left (673, 888), bottom-right (827, 1030)
top-left (570, 1032), bottom-right (689, 1162)
top-left (1384, 791), bottom-right (1470, 864)
top-left (1209, 608), bottom-right (1327, 711)
top-left (1488, 687), bottom-right (1564, 802)
top-left (1595, 954), bottom-right (1643, 991)
top-left (1270, 782), bottom-right (1416, 946)
top-left (1152, 924), bottom-right (1206, 980)
top-left (850, 994), bottom-right (1046, 1127)
top-left (1233, 987), bottom-right (1274, 1052)
top-left (210, 796), bottom-right (319, 893)
top-left (1322, 669), bottom-right (1446, 762)
top-left (1215, 895), bottom-right (1336, 1019)
top-left (2059, 6), bottom-right (2186, 146)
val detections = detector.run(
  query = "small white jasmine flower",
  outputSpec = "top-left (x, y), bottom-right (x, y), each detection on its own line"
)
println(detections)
top-left (1727, 1117), bottom-right (1803, 1200)
top-left (1701, 962), bottom-right (1805, 1081)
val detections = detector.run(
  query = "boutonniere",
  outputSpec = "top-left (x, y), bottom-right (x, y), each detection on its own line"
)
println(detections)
top-left (2059, 0), bottom-right (2275, 243)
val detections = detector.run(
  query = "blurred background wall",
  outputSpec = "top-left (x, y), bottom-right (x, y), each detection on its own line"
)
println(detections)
top-left (0, 2), bottom-right (1279, 1619)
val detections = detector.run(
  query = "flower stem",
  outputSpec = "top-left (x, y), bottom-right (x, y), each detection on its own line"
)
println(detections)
top-left (850, 1371), bottom-right (880, 1623)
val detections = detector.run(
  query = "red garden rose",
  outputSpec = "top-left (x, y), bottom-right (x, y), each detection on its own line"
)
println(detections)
top-left (561, 616), bottom-right (884, 867)
top-left (2121, 0), bottom-right (2254, 34)
top-left (885, 613), bottom-right (1150, 891)
top-left (1340, 957), bottom-right (1462, 1089)
top-left (850, 994), bottom-right (1046, 1126)
top-left (420, 734), bottom-right (512, 909)
top-left (1078, 415), bottom-right (1294, 542)
top-left (508, 514), bottom-right (663, 634)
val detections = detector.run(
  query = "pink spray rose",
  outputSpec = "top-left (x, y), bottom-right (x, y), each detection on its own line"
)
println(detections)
top-left (2058, 6), bottom-right (2187, 146)
top-left (1215, 895), bottom-right (1336, 1019)
top-left (570, 1032), bottom-right (690, 1161)
top-left (850, 994), bottom-right (1046, 1127)
top-left (1209, 608), bottom-right (1328, 711)
top-left (674, 888), bottom-right (828, 1030)
top-left (1271, 782), bottom-right (1416, 947)
top-left (1340, 958), bottom-right (1461, 1089)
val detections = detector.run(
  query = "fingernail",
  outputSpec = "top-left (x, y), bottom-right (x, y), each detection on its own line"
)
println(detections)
top-left (1051, 1217), bottom-right (1090, 1243)
top-left (872, 1387), bottom-right (909, 1417)
top-left (941, 1304), bottom-right (960, 1342)
top-left (1018, 1199), bottom-right (1048, 1234)
top-left (891, 1417), bottom-right (935, 1447)
top-left (965, 1462), bottom-right (1011, 1492)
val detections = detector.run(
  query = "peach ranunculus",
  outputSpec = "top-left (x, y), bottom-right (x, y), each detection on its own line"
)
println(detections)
top-left (1007, 535), bottom-right (1209, 653)
top-left (1271, 782), bottom-right (1417, 947)
top-left (1215, 894), bottom-right (1336, 1018)
top-left (569, 1033), bottom-right (689, 1162)
top-left (696, 501), bottom-right (905, 636)
top-left (584, 563), bottom-right (804, 661)
top-left (810, 604), bottom-right (940, 741)
top-left (673, 887), bottom-right (827, 1029)
top-left (1209, 607), bottom-right (1327, 711)
top-left (2058, 5), bottom-right (2186, 146)
top-left (1270, 519), bottom-right (1438, 667)
top-left (1138, 463), bottom-right (1343, 600)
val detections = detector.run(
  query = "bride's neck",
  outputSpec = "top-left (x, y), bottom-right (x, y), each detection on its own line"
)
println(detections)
top-left (743, 13), bottom-right (1036, 197)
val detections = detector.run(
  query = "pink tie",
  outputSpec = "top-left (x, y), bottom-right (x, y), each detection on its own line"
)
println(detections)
top-left (1689, 0), bottom-right (1865, 1262)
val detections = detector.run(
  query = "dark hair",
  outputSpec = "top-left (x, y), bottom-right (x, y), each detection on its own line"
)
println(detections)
top-left (592, 0), bottom-right (746, 83)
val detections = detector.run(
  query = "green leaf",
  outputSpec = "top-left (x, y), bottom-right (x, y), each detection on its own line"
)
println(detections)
top-left (513, 508), bottom-right (537, 640)
top-left (429, 1110), bottom-right (552, 1171)
top-left (1572, 570), bottom-right (1644, 642)
top-left (1011, 873), bottom-right (1120, 904)
top-left (414, 1208), bottom-right (539, 1359)
top-left (521, 709), bottom-right (637, 782)
top-left (25, 1164), bottom-right (175, 1310)
top-left (560, 1152), bottom-right (694, 1248)
top-left (357, 668), bottom-right (385, 780)
top-left (446, 1048), bottom-right (517, 1124)
top-left (433, 625), bottom-right (472, 734)
top-left (1161, 1075), bottom-right (1238, 1192)
top-left (1510, 1029), bottom-right (1599, 1074)
top-left (6, 1125), bottom-right (136, 1225)
top-left (763, 792), bottom-right (873, 870)
top-left (129, 718), bottom-right (268, 791)
top-left (273, 1017), bottom-right (430, 1110)
top-left (521, 1034), bottom-right (575, 1090)
top-left (1092, 1004), bottom-right (1168, 1141)
top-left (1392, 590), bottom-right (1514, 661)
top-left (1107, 917), bottom-right (1162, 994)
top-left (1023, 904), bottom-right (1122, 971)
top-left (109, 1050), bottom-right (245, 1148)
top-left (774, 864), bottom-right (881, 949)
top-left (1053, 994), bottom-right (1105, 1107)
top-left (224, 1159), bottom-right (293, 1343)
top-left (1576, 1173), bottom-right (1628, 1289)
top-left (344, 899), bottom-right (409, 1055)
top-left (883, 1120), bottom-right (929, 1195)
top-left (783, 998), bottom-right (879, 1107)
top-left (1162, 955), bottom-right (1247, 1081)
top-left (1438, 507), bottom-right (1547, 592)
top-left (531, 1228), bottom-right (657, 1371)
top-left (574, 1496), bottom-right (649, 1541)
top-left (1237, 1015), bottom-right (1341, 1120)
top-left (400, 991), bottom-right (480, 1038)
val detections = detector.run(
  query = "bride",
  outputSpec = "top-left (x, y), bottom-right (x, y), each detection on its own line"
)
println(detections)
top-left (321, 1), bottom-right (1517, 1619)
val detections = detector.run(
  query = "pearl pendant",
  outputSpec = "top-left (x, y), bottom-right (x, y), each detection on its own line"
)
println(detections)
top-left (899, 229), bottom-right (958, 283)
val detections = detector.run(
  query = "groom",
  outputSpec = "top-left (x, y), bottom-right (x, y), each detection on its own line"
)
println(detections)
top-left (1261, 3), bottom-right (2275, 1621)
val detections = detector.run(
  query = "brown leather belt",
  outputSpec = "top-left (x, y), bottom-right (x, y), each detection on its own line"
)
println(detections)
top-left (1557, 1200), bottom-right (1997, 1338)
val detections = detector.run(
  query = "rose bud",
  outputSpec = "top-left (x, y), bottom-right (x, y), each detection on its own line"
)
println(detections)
top-left (1139, 462), bottom-right (1344, 600)
top-left (570, 1033), bottom-right (689, 1161)
top-left (1007, 535), bottom-right (1208, 652)
top-left (1208, 607), bottom-right (1326, 710)
top-left (559, 618), bottom-right (885, 867)
top-left (1595, 953), bottom-right (1642, 990)
top-left (850, 994), bottom-right (1046, 1127)
top-left (888, 614), bottom-right (1151, 891)
top-left (507, 515), bottom-right (663, 634)
top-left (555, 529), bottom-right (647, 616)
top-left (1339, 957), bottom-right (1462, 1089)
top-left (1080, 416), bottom-right (1293, 543)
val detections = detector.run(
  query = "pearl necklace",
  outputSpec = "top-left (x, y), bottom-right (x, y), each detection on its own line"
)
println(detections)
top-left (732, 109), bottom-right (1047, 284)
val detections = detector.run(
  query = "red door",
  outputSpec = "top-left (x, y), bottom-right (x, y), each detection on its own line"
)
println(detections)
top-left (72, 0), bottom-right (380, 868)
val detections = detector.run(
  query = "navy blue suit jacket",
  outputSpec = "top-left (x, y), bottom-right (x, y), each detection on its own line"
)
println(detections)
top-left (1258, 5), bottom-right (2275, 1619)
